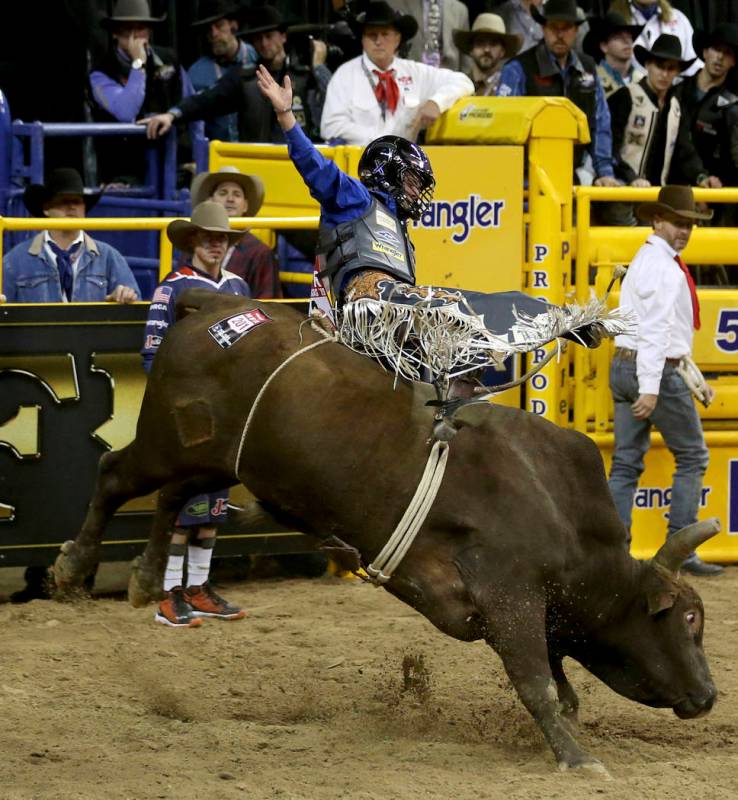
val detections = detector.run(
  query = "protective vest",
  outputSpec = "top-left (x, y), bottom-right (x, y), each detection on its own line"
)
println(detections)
top-left (596, 62), bottom-right (645, 99)
top-left (516, 43), bottom-right (598, 166)
top-left (621, 81), bottom-right (680, 185)
top-left (316, 198), bottom-right (416, 299)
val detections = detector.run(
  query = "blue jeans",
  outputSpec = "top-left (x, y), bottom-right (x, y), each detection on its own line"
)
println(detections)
top-left (608, 358), bottom-right (709, 545)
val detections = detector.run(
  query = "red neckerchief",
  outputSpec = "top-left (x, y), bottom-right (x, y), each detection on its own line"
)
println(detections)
top-left (675, 254), bottom-right (701, 330)
top-left (373, 69), bottom-right (399, 113)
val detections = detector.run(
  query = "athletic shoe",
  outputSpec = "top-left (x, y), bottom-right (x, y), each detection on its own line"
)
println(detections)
top-left (154, 586), bottom-right (203, 628)
top-left (185, 582), bottom-right (247, 620)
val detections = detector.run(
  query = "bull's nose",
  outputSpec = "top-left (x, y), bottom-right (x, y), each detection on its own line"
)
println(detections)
top-left (674, 686), bottom-right (717, 719)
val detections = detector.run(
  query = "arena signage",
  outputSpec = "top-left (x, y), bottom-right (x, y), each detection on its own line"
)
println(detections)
top-left (634, 486), bottom-right (712, 510)
top-left (413, 194), bottom-right (505, 244)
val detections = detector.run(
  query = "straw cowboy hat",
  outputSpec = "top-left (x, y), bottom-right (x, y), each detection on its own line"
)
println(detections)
top-left (102, 0), bottom-right (166, 27)
top-left (637, 185), bottom-right (713, 223)
top-left (582, 12), bottom-right (644, 62)
top-left (167, 201), bottom-right (244, 251)
top-left (351, 1), bottom-right (419, 43)
top-left (452, 14), bottom-right (522, 57)
top-left (191, 0), bottom-right (242, 28)
top-left (531, 0), bottom-right (585, 26)
top-left (634, 33), bottom-right (696, 71)
top-left (190, 166), bottom-right (265, 215)
top-left (23, 168), bottom-right (101, 218)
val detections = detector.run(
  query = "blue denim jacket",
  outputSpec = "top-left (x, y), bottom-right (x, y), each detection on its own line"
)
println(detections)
top-left (2, 233), bottom-right (141, 302)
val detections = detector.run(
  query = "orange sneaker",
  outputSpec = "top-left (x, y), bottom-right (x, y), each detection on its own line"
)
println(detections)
top-left (185, 582), bottom-right (246, 620)
top-left (154, 587), bottom-right (203, 628)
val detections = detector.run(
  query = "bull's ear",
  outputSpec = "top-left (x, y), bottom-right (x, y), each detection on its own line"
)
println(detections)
top-left (648, 588), bottom-right (677, 616)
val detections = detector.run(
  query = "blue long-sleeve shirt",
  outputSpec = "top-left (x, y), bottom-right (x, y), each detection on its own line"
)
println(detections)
top-left (285, 123), bottom-right (400, 224)
top-left (497, 47), bottom-right (615, 179)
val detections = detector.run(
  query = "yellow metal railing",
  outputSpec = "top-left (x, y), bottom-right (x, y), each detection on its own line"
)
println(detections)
top-left (0, 215), bottom-right (320, 287)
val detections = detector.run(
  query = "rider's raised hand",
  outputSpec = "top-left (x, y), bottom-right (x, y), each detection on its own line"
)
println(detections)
top-left (256, 64), bottom-right (296, 131)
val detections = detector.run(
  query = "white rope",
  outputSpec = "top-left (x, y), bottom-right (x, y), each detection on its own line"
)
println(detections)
top-left (233, 334), bottom-right (335, 477)
top-left (366, 439), bottom-right (450, 585)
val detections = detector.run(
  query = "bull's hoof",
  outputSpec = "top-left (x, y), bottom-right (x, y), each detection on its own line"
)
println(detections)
top-left (52, 540), bottom-right (85, 593)
top-left (127, 556), bottom-right (162, 608)
top-left (558, 757), bottom-right (611, 778)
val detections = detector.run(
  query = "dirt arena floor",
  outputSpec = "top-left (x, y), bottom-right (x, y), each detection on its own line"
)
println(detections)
top-left (2, 563), bottom-right (738, 800)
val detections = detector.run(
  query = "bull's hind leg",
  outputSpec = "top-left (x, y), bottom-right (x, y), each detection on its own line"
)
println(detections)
top-left (53, 445), bottom-right (162, 594)
top-left (128, 481), bottom-right (207, 607)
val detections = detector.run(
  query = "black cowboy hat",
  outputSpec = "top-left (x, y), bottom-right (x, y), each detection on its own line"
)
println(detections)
top-left (531, 0), bottom-right (585, 27)
top-left (693, 22), bottom-right (738, 61)
top-left (351, 1), bottom-right (419, 43)
top-left (192, 0), bottom-right (242, 28)
top-left (634, 33), bottom-right (696, 71)
top-left (637, 185), bottom-right (713, 223)
top-left (23, 168), bottom-right (101, 218)
top-left (102, 0), bottom-right (166, 27)
top-left (582, 12), bottom-right (643, 62)
top-left (239, 6), bottom-right (288, 37)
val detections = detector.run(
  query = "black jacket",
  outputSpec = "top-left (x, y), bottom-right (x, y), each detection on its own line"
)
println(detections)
top-left (176, 58), bottom-right (329, 143)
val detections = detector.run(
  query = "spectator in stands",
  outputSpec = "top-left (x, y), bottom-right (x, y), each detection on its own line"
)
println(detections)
top-left (2, 168), bottom-right (140, 303)
top-left (389, 0), bottom-right (471, 70)
top-left (188, 0), bottom-right (258, 142)
top-left (496, 0), bottom-right (544, 53)
top-left (608, 35), bottom-right (720, 204)
top-left (673, 23), bottom-right (738, 223)
top-left (320, 1), bottom-right (473, 145)
top-left (582, 12), bottom-right (645, 97)
top-left (453, 13), bottom-right (522, 96)
top-left (142, 201), bottom-right (250, 627)
top-left (142, 7), bottom-right (330, 144)
top-left (609, 0), bottom-right (701, 77)
top-left (189, 166), bottom-right (282, 298)
top-left (497, 0), bottom-right (618, 187)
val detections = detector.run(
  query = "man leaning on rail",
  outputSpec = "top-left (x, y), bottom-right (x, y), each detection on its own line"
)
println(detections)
top-left (608, 185), bottom-right (723, 577)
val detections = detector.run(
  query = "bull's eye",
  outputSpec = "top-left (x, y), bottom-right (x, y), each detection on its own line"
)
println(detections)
top-left (686, 611), bottom-right (697, 626)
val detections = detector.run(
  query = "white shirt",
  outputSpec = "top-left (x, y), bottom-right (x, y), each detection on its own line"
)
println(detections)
top-left (320, 53), bottom-right (474, 145)
top-left (629, 3), bottom-right (702, 78)
top-left (615, 233), bottom-right (696, 395)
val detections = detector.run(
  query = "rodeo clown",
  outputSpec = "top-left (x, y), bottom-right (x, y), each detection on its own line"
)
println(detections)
top-left (255, 64), bottom-right (631, 394)
top-left (142, 201), bottom-right (249, 627)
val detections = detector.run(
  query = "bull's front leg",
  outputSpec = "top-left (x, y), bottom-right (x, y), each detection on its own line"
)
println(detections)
top-left (484, 601), bottom-right (604, 773)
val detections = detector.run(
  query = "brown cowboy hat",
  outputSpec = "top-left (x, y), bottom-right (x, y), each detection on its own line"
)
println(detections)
top-left (23, 168), bottom-right (101, 218)
top-left (191, 0), bottom-right (243, 28)
top-left (190, 167), bottom-right (265, 215)
top-left (637, 185), bottom-right (713, 223)
top-left (531, 0), bottom-right (585, 27)
top-left (351, 1), bottom-right (419, 43)
top-left (239, 6), bottom-right (288, 37)
top-left (167, 201), bottom-right (244, 251)
top-left (102, 0), bottom-right (166, 27)
top-left (452, 13), bottom-right (522, 57)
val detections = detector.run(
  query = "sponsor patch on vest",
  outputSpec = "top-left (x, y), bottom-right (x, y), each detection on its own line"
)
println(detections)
top-left (579, 72), bottom-right (595, 89)
top-left (375, 207), bottom-right (398, 232)
top-left (633, 114), bottom-right (646, 129)
top-left (375, 228), bottom-right (401, 246)
top-left (533, 74), bottom-right (554, 87)
top-left (371, 240), bottom-right (405, 261)
top-left (208, 308), bottom-right (271, 349)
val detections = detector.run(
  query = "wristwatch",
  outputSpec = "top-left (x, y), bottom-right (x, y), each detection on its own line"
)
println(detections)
top-left (132, 58), bottom-right (144, 70)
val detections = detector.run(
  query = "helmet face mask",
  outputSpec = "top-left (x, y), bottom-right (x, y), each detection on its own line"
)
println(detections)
top-left (359, 136), bottom-right (435, 221)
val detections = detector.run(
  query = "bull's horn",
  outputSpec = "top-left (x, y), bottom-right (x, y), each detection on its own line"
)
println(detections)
top-left (652, 518), bottom-right (721, 573)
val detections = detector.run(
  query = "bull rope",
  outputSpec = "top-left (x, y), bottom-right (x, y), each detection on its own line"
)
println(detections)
top-left (365, 439), bottom-right (450, 585)
top-left (233, 327), bottom-right (336, 476)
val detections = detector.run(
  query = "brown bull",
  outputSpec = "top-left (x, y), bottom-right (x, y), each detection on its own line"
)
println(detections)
top-left (54, 290), bottom-right (719, 771)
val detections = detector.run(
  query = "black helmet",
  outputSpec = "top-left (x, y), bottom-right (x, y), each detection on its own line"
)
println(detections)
top-left (358, 135), bottom-right (435, 221)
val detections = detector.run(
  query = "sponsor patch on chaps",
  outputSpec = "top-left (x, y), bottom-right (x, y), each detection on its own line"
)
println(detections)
top-left (208, 308), bottom-right (272, 348)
